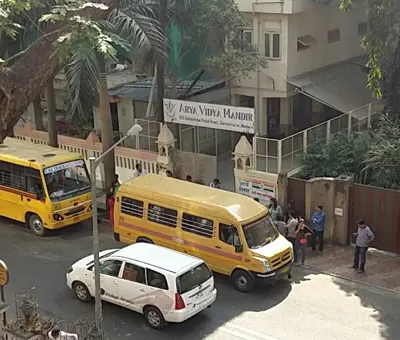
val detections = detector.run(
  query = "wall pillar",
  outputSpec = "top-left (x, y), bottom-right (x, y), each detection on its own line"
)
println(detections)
top-left (256, 97), bottom-right (268, 136)
top-left (304, 176), bottom-right (353, 245)
top-left (280, 97), bottom-right (293, 126)
top-left (156, 124), bottom-right (176, 175)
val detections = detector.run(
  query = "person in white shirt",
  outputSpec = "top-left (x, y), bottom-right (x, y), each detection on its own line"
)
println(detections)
top-left (209, 178), bottom-right (220, 188)
top-left (132, 163), bottom-right (147, 179)
top-left (48, 328), bottom-right (78, 340)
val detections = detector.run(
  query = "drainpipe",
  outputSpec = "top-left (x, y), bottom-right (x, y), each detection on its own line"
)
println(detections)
top-left (257, 13), bottom-right (261, 137)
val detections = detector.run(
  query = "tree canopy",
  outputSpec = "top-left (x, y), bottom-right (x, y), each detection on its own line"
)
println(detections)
top-left (301, 115), bottom-right (400, 189)
top-left (0, 0), bottom-right (167, 141)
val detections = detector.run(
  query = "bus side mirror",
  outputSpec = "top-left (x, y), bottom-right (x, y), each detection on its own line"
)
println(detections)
top-left (234, 244), bottom-right (243, 253)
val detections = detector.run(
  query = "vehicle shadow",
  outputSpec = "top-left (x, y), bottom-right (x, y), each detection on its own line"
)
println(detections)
top-left (99, 273), bottom-right (292, 340)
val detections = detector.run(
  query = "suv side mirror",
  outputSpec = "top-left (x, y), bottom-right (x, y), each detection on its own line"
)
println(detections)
top-left (234, 244), bottom-right (243, 253)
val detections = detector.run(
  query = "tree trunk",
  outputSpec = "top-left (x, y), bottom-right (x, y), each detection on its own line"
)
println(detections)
top-left (45, 80), bottom-right (58, 147)
top-left (98, 55), bottom-right (115, 192)
top-left (156, 0), bottom-right (168, 121)
top-left (33, 95), bottom-right (44, 130)
top-left (0, 0), bottom-right (119, 144)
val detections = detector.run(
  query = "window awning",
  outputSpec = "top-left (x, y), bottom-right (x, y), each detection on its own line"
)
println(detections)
top-left (287, 57), bottom-right (378, 118)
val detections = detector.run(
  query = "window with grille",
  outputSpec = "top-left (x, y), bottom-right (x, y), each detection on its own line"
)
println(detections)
top-left (148, 204), bottom-right (178, 227)
top-left (182, 213), bottom-right (214, 238)
top-left (327, 28), bottom-right (341, 43)
top-left (0, 161), bottom-right (27, 191)
top-left (121, 196), bottom-right (144, 218)
top-left (265, 32), bottom-right (281, 59)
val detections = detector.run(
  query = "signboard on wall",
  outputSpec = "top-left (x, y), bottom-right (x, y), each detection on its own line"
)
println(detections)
top-left (163, 98), bottom-right (255, 133)
top-left (237, 179), bottom-right (276, 205)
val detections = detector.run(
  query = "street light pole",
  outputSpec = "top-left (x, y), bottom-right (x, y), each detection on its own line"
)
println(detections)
top-left (88, 125), bottom-right (143, 338)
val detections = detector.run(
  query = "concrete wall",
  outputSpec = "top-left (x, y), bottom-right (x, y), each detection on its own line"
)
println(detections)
top-left (287, 2), bottom-right (366, 77)
top-left (304, 176), bottom-right (352, 245)
top-left (171, 150), bottom-right (217, 185)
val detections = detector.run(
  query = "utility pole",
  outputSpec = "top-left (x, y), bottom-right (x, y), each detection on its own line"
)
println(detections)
top-left (88, 125), bottom-right (142, 339)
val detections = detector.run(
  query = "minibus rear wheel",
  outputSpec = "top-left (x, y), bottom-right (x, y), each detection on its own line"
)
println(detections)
top-left (136, 237), bottom-right (154, 244)
top-left (231, 269), bottom-right (254, 293)
top-left (28, 214), bottom-right (47, 237)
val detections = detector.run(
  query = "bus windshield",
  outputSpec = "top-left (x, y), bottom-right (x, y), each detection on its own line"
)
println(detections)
top-left (242, 215), bottom-right (279, 249)
top-left (44, 159), bottom-right (90, 202)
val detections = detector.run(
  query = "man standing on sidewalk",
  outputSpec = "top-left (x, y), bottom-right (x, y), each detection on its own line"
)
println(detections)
top-left (311, 204), bottom-right (326, 254)
top-left (350, 219), bottom-right (375, 273)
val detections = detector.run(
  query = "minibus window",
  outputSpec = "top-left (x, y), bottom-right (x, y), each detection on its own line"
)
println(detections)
top-left (121, 197), bottom-right (144, 218)
top-left (148, 204), bottom-right (177, 227)
top-left (242, 216), bottom-right (279, 249)
top-left (182, 213), bottom-right (214, 238)
top-left (219, 224), bottom-right (240, 246)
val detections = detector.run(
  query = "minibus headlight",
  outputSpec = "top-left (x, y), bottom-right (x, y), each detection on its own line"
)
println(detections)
top-left (263, 260), bottom-right (272, 272)
top-left (52, 213), bottom-right (64, 221)
top-left (87, 204), bottom-right (93, 212)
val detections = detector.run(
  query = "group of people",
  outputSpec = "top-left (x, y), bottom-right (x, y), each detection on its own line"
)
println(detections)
top-left (257, 198), bottom-right (326, 265)
top-left (261, 198), bottom-right (375, 272)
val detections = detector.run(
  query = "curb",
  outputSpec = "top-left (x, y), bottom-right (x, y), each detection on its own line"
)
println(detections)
top-left (300, 264), bottom-right (400, 296)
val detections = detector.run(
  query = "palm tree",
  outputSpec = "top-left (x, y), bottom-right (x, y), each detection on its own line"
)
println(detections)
top-left (64, 1), bottom-right (167, 190)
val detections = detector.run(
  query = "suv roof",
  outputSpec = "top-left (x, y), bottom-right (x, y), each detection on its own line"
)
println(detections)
top-left (114, 243), bottom-right (202, 274)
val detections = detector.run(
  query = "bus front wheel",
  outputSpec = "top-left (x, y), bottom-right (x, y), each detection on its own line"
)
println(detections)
top-left (231, 269), bottom-right (254, 293)
top-left (28, 214), bottom-right (47, 237)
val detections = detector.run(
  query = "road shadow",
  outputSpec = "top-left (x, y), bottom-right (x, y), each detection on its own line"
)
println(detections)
top-left (97, 273), bottom-right (292, 340)
top-left (332, 277), bottom-right (400, 340)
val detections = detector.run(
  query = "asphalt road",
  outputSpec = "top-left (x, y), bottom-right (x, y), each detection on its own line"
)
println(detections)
top-left (1, 217), bottom-right (400, 340)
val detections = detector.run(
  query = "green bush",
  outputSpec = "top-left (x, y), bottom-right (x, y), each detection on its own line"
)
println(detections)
top-left (301, 115), bottom-right (400, 189)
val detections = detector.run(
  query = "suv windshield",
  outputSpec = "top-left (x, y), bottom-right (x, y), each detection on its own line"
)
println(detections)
top-left (176, 263), bottom-right (212, 295)
top-left (44, 159), bottom-right (90, 202)
top-left (243, 216), bottom-right (279, 249)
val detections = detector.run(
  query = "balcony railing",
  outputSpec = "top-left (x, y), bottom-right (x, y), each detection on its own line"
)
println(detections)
top-left (253, 101), bottom-right (383, 175)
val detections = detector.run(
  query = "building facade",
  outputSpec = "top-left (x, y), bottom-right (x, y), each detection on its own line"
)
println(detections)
top-left (231, 0), bottom-right (370, 137)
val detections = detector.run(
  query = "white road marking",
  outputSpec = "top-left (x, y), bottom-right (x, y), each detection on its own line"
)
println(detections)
top-left (217, 323), bottom-right (281, 340)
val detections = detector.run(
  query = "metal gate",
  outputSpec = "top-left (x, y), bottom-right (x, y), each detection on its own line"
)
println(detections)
top-left (350, 184), bottom-right (400, 254)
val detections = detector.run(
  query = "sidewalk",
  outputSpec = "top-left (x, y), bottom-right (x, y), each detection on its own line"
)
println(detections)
top-left (303, 245), bottom-right (400, 293)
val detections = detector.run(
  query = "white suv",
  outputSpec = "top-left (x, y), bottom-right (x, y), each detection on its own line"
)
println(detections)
top-left (66, 243), bottom-right (217, 329)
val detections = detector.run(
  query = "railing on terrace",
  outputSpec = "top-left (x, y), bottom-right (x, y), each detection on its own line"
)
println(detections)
top-left (254, 101), bottom-right (384, 175)
top-left (13, 123), bottom-right (159, 184)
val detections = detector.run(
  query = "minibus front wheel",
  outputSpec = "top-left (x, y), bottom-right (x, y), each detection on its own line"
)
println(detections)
top-left (231, 269), bottom-right (254, 293)
top-left (27, 213), bottom-right (47, 237)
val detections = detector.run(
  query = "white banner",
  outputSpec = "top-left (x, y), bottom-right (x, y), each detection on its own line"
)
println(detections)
top-left (163, 99), bottom-right (255, 133)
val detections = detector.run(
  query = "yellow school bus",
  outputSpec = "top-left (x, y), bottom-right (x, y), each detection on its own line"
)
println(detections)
top-left (0, 138), bottom-right (92, 236)
top-left (113, 174), bottom-right (293, 292)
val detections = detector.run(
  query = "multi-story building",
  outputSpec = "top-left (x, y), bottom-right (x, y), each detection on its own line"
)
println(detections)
top-left (231, 0), bottom-right (376, 138)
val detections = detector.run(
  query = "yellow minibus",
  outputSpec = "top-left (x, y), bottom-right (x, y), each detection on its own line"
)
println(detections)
top-left (113, 174), bottom-right (293, 292)
top-left (0, 138), bottom-right (92, 236)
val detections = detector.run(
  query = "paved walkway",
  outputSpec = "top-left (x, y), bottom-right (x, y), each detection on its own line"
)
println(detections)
top-left (303, 245), bottom-right (400, 293)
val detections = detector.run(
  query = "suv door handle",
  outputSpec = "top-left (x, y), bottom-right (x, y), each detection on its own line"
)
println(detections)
top-left (139, 289), bottom-right (146, 293)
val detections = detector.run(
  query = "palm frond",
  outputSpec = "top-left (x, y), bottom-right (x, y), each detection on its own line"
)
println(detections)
top-left (65, 46), bottom-right (100, 121)
top-left (108, 8), bottom-right (167, 72)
